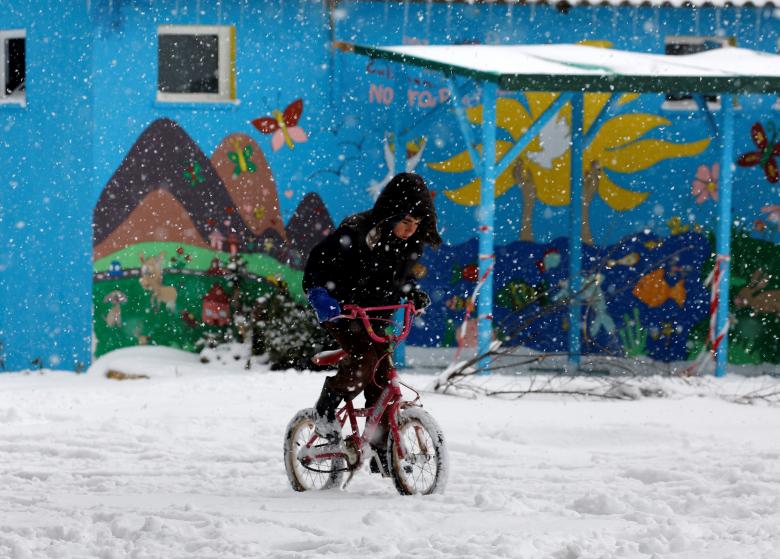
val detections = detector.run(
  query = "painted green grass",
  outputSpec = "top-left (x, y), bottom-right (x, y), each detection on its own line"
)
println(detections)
top-left (93, 241), bottom-right (303, 299)
top-left (688, 228), bottom-right (780, 364)
top-left (93, 273), bottom-right (274, 358)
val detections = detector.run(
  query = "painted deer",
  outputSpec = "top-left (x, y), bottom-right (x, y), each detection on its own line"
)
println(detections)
top-left (139, 253), bottom-right (177, 312)
top-left (103, 290), bottom-right (127, 327)
top-left (735, 269), bottom-right (780, 315)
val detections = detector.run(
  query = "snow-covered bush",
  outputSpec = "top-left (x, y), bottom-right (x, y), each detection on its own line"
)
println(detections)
top-left (252, 283), bottom-right (334, 370)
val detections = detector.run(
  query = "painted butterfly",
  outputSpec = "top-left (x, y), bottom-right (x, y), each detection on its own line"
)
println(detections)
top-left (227, 138), bottom-right (256, 176)
top-left (183, 160), bottom-right (205, 186)
top-left (737, 122), bottom-right (780, 184)
top-left (251, 98), bottom-right (308, 151)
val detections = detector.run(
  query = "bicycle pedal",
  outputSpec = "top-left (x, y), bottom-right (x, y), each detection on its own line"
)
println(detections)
top-left (297, 441), bottom-right (344, 463)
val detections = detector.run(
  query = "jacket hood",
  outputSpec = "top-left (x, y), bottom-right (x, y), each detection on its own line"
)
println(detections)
top-left (371, 173), bottom-right (442, 247)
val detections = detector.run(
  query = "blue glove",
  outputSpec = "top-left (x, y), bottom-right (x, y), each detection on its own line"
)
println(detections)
top-left (307, 287), bottom-right (341, 323)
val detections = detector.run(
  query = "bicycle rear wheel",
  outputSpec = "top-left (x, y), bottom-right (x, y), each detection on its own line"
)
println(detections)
top-left (283, 408), bottom-right (346, 491)
top-left (387, 407), bottom-right (448, 495)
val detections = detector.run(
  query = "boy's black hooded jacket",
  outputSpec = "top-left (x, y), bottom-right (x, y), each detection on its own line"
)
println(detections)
top-left (302, 173), bottom-right (441, 308)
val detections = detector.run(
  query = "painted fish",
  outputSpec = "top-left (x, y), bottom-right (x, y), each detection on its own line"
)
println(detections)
top-left (451, 263), bottom-right (479, 283)
top-left (498, 279), bottom-right (547, 311)
top-left (535, 248), bottom-right (561, 274)
top-left (667, 216), bottom-right (690, 236)
top-left (606, 252), bottom-right (640, 268)
top-left (445, 295), bottom-right (468, 311)
top-left (632, 268), bottom-right (686, 308)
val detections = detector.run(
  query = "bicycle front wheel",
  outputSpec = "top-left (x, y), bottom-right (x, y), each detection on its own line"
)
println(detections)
top-left (283, 408), bottom-right (345, 492)
top-left (387, 407), bottom-right (448, 495)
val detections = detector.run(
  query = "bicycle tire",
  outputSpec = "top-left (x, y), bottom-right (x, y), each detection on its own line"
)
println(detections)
top-left (387, 407), bottom-right (448, 495)
top-left (283, 408), bottom-right (346, 492)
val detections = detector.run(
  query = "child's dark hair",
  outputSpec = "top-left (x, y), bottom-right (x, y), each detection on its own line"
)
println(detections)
top-left (374, 173), bottom-right (442, 247)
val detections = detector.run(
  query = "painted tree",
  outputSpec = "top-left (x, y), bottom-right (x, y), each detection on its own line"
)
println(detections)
top-left (429, 93), bottom-right (710, 244)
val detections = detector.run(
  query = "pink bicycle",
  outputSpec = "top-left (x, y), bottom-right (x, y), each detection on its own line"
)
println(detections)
top-left (283, 302), bottom-right (448, 495)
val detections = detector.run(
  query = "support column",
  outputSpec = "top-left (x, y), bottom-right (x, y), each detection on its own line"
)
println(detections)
top-left (477, 81), bottom-right (498, 370)
top-left (715, 94), bottom-right (735, 377)
top-left (393, 64), bottom-right (408, 367)
top-left (568, 93), bottom-right (584, 369)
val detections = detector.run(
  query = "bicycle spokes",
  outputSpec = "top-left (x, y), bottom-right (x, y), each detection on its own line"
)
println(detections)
top-left (389, 409), bottom-right (445, 495)
top-left (413, 424), bottom-right (430, 456)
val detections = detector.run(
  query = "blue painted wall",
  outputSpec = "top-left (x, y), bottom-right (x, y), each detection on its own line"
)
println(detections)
top-left (334, 2), bottom-right (780, 247)
top-left (0, 2), bottom-right (94, 371)
top-left (1, 0), bottom-right (779, 370)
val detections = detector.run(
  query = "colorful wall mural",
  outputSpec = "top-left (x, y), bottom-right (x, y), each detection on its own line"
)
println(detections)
top-left (1, 0), bottom-right (779, 371)
top-left (92, 118), bottom-right (334, 356)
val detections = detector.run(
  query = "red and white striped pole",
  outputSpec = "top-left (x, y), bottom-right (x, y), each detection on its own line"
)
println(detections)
top-left (453, 259), bottom-right (494, 363)
top-left (686, 255), bottom-right (730, 376)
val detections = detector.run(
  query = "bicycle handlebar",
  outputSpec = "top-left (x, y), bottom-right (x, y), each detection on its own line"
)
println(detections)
top-left (335, 302), bottom-right (416, 344)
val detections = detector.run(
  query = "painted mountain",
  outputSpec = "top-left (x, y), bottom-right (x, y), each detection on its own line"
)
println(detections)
top-left (283, 193), bottom-right (334, 269)
top-left (93, 189), bottom-right (210, 260)
top-left (93, 119), bottom-right (281, 260)
top-left (210, 132), bottom-right (285, 242)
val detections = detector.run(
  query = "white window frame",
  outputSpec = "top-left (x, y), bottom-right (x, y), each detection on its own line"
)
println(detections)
top-left (156, 25), bottom-right (235, 104)
top-left (662, 35), bottom-right (734, 111)
top-left (774, 38), bottom-right (780, 110)
top-left (0, 29), bottom-right (26, 106)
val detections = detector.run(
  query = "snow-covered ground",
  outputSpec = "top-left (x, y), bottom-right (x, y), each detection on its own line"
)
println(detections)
top-left (1, 347), bottom-right (779, 559)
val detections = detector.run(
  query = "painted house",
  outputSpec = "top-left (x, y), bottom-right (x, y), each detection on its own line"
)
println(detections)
top-left (0, 0), bottom-right (779, 372)
top-left (202, 284), bottom-right (231, 326)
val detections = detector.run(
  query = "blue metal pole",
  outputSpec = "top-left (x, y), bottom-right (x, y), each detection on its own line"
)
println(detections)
top-left (715, 94), bottom-right (735, 377)
top-left (568, 93), bottom-right (584, 369)
top-left (478, 81), bottom-right (498, 371)
top-left (393, 64), bottom-right (408, 367)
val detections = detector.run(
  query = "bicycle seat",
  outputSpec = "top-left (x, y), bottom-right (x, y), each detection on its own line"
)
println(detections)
top-left (311, 348), bottom-right (348, 366)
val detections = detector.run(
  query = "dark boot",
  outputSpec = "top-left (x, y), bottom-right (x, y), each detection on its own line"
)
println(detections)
top-left (369, 446), bottom-right (391, 477)
top-left (368, 418), bottom-right (391, 476)
top-left (314, 382), bottom-right (342, 442)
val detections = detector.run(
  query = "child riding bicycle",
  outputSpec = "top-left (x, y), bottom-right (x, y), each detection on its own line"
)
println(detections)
top-left (302, 172), bottom-right (441, 475)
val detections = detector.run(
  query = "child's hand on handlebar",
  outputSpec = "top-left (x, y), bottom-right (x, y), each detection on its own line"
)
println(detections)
top-left (407, 289), bottom-right (431, 315)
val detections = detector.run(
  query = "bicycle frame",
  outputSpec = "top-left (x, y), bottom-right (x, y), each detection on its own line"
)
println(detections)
top-left (301, 302), bottom-right (420, 468)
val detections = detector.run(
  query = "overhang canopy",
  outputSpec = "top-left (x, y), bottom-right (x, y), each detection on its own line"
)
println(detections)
top-left (347, 43), bottom-right (780, 94)
top-left (342, 40), bottom-right (773, 376)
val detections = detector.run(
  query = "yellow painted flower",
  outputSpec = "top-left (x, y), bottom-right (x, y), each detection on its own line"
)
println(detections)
top-left (429, 92), bottom-right (710, 211)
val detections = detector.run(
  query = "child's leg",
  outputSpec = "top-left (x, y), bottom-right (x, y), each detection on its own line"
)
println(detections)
top-left (363, 353), bottom-right (392, 449)
top-left (318, 320), bottom-right (383, 414)
top-left (315, 380), bottom-right (342, 421)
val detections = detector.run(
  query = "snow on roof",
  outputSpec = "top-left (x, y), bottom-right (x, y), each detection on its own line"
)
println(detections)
top-left (347, 43), bottom-right (780, 93)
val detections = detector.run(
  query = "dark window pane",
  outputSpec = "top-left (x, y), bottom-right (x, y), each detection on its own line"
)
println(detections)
top-left (5, 37), bottom-right (25, 95)
top-left (158, 34), bottom-right (219, 94)
top-left (665, 40), bottom-right (720, 104)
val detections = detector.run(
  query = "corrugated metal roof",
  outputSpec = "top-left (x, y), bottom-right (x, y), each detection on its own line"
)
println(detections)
top-left (378, 0), bottom-right (780, 8)
top-left (538, 0), bottom-right (777, 7)
top-left (343, 42), bottom-right (780, 93)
